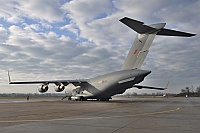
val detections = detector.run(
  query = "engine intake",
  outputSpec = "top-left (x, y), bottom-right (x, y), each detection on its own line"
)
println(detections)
top-left (54, 85), bottom-right (65, 92)
top-left (38, 84), bottom-right (49, 93)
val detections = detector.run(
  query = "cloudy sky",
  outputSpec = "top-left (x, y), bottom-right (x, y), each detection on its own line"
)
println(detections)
top-left (0, 0), bottom-right (199, 94)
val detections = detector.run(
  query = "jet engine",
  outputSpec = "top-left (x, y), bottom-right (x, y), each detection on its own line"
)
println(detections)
top-left (38, 84), bottom-right (49, 93)
top-left (54, 84), bottom-right (65, 92)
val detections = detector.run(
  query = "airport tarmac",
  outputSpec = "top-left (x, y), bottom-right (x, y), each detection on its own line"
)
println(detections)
top-left (0, 97), bottom-right (199, 133)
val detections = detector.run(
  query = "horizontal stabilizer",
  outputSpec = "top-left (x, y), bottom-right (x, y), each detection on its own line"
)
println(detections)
top-left (157, 28), bottom-right (196, 37)
top-left (120, 17), bottom-right (155, 34)
top-left (120, 17), bottom-right (196, 37)
top-left (133, 85), bottom-right (166, 90)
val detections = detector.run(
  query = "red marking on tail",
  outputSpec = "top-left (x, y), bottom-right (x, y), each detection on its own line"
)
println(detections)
top-left (134, 49), bottom-right (138, 54)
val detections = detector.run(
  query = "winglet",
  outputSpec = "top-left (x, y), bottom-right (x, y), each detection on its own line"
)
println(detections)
top-left (165, 81), bottom-right (170, 89)
top-left (8, 71), bottom-right (11, 84)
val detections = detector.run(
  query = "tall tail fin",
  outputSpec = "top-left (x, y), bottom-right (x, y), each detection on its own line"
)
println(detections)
top-left (120, 17), bottom-right (196, 70)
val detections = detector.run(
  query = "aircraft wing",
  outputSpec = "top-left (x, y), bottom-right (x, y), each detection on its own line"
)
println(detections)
top-left (133, 85), bottom-right (166, 90)
top-left (9, 79), bottom-right (89, 86)
top-left (8, 71), bottom-right (89, 86)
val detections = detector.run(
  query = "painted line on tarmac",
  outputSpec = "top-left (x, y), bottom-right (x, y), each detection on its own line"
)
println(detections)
top-left (0, 107), bottom-right (180, 123)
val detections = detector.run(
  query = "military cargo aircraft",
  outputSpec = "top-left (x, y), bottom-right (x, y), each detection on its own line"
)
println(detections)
top-left (8, 17), bottom-right (196, 101)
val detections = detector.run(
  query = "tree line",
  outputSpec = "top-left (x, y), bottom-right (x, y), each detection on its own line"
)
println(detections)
top-left (123, 85), bottom-right (200, 97)
top-left (176, 86), bottom-right (200, 97)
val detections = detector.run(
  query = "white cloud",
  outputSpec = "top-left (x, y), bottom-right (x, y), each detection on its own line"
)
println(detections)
top-left (39, 21), bottom-right (53, 29)
top-left (62, 0), bottom-right (114, 21)
top-left (23, 23), bottom-right (40, 31)
top-left (59, 35), bottom-right (71, 42)
top-left (61, 0), bottom-right (122, 45)
top-left (0, 0), bottom-right (23, 23)
top-left (0, 0), bottom-right (199, 94)
top-left (60, 24), bottom-right (79, 36)
top-left (0, 0), bottom-right (64, 23)
top-left (19, 0), bottom-right (63, 22)
top-left (0, 26), bottom-right (8, 43)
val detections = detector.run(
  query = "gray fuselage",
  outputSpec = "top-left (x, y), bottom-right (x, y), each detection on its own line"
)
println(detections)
top-left (83, 69), bottom-right (151, 100)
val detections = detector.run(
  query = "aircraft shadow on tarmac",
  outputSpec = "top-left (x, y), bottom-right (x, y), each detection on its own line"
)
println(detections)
top-left (62, 98), bottom-right (167, 104)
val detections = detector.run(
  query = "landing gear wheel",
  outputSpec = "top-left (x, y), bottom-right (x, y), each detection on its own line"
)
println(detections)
top-left (100, 98), bottom-right (109, 101)
top-left (80, 96), bottom-right (85, 101)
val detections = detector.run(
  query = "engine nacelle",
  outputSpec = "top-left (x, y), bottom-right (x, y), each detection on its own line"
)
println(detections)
top-left (54, 85), bottom-right (65, 92)
top-left (38, 84), bottom-right (49, 93)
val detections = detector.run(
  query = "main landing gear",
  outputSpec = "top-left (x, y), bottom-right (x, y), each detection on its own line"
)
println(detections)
top-left (97, 98), bottom-right (109, 101)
